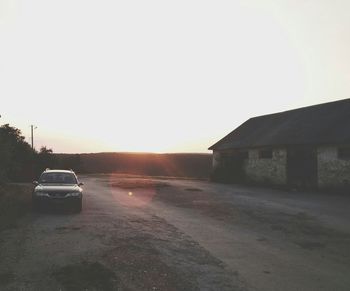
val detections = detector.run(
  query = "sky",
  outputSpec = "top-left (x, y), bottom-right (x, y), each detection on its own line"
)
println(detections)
top-left (0, 0), bottom-right (349, 153)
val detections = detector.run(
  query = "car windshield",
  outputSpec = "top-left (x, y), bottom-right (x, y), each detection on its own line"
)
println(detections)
top-left (39, 172), bottom-right (77, 184)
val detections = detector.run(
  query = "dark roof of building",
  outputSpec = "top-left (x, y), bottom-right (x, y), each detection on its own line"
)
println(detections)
top-left (209, 98), bottom-right (350, 150)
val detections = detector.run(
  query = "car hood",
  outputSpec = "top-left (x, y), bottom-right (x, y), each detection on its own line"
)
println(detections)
top-left (35, 184), bottom-right (82, 192)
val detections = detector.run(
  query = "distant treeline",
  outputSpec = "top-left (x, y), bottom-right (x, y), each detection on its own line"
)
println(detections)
top-left (55, 152), bottom-right (212, 179)
top-left (0, 123), bottom-right (212, 181)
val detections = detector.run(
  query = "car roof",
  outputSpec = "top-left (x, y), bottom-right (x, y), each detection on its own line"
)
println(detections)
top-left (42, 169), bottom-right (75, 174)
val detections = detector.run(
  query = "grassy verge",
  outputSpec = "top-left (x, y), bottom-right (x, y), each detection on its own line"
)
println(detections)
top-left (0, 183), bottom-right (33, 231)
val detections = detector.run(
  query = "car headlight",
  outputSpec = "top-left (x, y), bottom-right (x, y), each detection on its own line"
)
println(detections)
top-left (66, 192), bottom-right (81, 197)
top-left (35, 191), bottom-right (49, 197)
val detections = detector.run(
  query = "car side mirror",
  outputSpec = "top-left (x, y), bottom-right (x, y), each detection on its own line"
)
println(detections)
top-left (78, 182), bottom-right (84, 186)
top-left (33, 181), bottom-right (39, 186)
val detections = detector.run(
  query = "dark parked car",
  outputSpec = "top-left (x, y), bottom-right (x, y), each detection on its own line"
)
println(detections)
top-left (32, 169), bottom-right (83, 212)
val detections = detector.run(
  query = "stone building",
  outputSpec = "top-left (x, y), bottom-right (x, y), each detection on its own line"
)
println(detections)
top-left (209, 99), bottom-right (350, 190)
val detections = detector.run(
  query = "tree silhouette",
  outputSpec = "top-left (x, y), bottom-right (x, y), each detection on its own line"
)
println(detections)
top-left (0, 124), bottom-right (58, 182)
top-left (0, 124), bottom-right (34, 182)
top-left (36, 146), bottom-right (57, 173)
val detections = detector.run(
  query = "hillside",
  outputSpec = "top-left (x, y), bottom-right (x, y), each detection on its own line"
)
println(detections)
top-left (54, 152), bottom-right (212, 179)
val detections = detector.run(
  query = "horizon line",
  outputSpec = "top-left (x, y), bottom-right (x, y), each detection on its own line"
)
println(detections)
top-left (53, 151), bottom-right (212, 155)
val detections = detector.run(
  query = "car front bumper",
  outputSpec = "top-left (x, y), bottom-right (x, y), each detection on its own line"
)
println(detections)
top-left (32, 196), bottom-right (82, 209)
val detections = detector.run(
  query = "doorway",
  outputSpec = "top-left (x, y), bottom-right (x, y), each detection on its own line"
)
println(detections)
top-left (287, 147), bottom-right (318, 189)
top-left (225, 151), bottom-right (247, 183)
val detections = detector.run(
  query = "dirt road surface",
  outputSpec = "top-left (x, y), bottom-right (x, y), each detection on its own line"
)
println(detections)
top-left (1, 175), bottom-right (350, 291)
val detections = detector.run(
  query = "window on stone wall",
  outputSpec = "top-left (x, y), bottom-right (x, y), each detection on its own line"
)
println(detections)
top-left (338, 146), bottom-right (350, 159)
top-left (259, 149), bottom-right (273, 159)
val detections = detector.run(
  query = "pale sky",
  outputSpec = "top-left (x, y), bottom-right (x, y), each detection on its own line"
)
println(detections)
top-left (1, 0), bottom-right (349, 153)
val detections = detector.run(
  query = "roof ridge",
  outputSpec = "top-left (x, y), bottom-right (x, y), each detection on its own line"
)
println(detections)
top-left (248, 98), bottom-right (350, 120)
top-left (209, 98), bottom-right (350, 150)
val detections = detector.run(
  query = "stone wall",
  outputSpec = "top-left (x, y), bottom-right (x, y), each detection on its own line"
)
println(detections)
top-left (213, 145), bottom-right (350, 189)
top-left (244, 148), bottom-right (287, 185)
top-left (317, 146), bottom-right (350, 189)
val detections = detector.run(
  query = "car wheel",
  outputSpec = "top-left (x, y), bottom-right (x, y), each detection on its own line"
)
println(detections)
top-left (32, 200), bottom-right (40, 212)
top-left (75, 199), bottom-right (82, 213)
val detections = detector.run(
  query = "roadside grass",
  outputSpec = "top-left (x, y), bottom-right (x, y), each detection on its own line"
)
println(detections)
top-left (0, 183), bottom-right (33, 231)
top-left (0, 271), bottom-right (15, 286)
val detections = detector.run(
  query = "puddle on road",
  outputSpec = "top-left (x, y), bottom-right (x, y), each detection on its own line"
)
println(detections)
top-left (185, 188), bottom-right (203, 192)
top-left (55, 226), bottom-right (82, 232)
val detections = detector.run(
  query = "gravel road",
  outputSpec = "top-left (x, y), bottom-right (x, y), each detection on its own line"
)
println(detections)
top-left (0, 174), bottom-right (349, 291)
